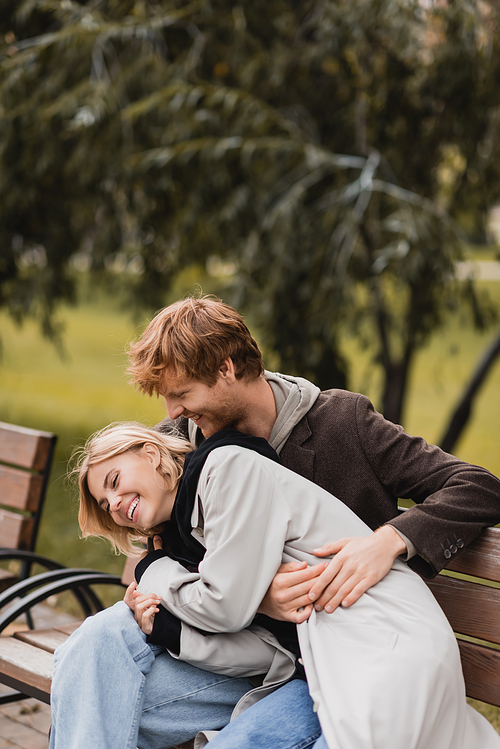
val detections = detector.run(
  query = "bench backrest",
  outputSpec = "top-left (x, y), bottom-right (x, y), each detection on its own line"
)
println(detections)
top-left (426, 526), bottom-right (500, 707)
top-left (0, 422), bottom-right (57, 552)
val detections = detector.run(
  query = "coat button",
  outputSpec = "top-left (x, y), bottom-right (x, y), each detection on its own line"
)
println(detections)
top-left (444, 549), bottom-right (452, 559)
top-left (456, 539), bottom-right (464, 549)
top-left (450, 544), bottom-right (457, 554)
top-left (194, 527), bottom-right (204, 537)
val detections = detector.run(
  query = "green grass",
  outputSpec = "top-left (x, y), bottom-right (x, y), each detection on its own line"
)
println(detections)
top-left (0, 290), bottom-right (166, 576)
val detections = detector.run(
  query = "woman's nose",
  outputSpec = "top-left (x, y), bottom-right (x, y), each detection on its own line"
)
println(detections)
top-left (108, 495), bottom-right (122, 514)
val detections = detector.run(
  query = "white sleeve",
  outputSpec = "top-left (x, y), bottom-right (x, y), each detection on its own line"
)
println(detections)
top-left (174, 624), bottom-right (279, 677)
top-left (137, 446), bottom-right (290, 633)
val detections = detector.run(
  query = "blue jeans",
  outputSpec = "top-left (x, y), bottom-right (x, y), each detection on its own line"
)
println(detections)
top-left (49, 602), bottom-right (252, 749)
top-left (49, 602), bottom-right (323, 749)
top-left (205, 679), bottom-right (323, 749)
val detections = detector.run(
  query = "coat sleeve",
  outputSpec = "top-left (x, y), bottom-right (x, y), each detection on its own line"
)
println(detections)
top-left (175, 625), bottom-right (280, 677)
top-left (354, 395), bottom-right (500, 575)
top-left (137, 446), bottom-right (290, 633)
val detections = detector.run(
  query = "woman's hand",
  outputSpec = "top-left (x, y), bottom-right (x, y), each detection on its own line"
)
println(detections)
top-left (123, 537), bottom-right (164, 636)
top-left (257, 561), bottom-right (322, 623)
top-left (124, 581), bottom-right (161, 636)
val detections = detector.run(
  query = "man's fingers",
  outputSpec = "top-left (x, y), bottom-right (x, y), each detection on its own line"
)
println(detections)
top-left (316, 575), bottom-right (369, 613)
top-left (338, 579), bottom-right (371, 609)
top-left (312, 538), bottom-right (351, 558)
top-left (308, 558), bottom-right (342, 602)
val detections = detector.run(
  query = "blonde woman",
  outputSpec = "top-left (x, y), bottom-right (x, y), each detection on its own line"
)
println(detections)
top-left (49, 422), bottom-right (500, 749)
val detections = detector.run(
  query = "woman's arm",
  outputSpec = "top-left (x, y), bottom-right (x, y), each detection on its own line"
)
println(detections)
top-left (137, 446), bottom-right (290, 633)
top-left (128, 546), bottom-right (282, 678)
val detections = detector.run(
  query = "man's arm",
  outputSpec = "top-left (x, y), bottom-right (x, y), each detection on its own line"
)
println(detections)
top-left (261, 391), bottom-right (500, 620)
top-left (259, 526), bottom-right (406, 620)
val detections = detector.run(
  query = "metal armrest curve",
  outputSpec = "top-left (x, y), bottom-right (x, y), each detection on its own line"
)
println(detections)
top-left (0, 573), bottom-right (124, 633)
top-left (0, 568), bottom-right (117, 609)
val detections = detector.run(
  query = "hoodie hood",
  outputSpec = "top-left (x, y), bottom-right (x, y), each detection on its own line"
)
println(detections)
top-left (265, 371), bottom-right (320, 454)
top-left (187, 370), bottom-right (320, 454)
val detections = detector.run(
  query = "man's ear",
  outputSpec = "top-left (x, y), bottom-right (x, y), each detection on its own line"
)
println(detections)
top-left (219, 357), bottom-right (236, 383)
top-left (143, 442), bottom-right (161, 469)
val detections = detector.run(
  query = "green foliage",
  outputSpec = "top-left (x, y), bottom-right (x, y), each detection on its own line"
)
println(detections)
top-left (1, 0), bottom-right (500, 421)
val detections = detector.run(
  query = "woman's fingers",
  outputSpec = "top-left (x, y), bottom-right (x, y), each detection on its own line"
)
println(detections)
top-left (258, 562), bottom-right (324, 621)
top-left (123, 581), bottom-right (137, 611)
top-left (134, 593), bottom-right (161, 635)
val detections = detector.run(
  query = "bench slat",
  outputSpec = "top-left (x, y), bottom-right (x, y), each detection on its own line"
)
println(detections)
top-left (427, 574), bottom-right (500, 646)
top-left (446, 527), bottom-right (500, 584)
top-left (0, 637), bottom-right (52, 703)
top-left (459, 640), bottom-right (500, 706)
top-left (0, 423), bottom-right (54, 472)
top-left (54, 622), bottom-right (82, 636)
top-left (0, 509), bottom-right (33, 550)
top-left (14, 628), bottom-right (71, 654)
top-left (0, 465), bottom-right (43, 512)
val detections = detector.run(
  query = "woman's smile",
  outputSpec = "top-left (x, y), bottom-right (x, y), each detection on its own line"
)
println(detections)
top-left (87, 444), bottom-right (177, 530)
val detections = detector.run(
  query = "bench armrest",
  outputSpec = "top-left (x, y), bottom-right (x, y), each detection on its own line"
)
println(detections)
top-left (0, 572), bottom-right (124, 633)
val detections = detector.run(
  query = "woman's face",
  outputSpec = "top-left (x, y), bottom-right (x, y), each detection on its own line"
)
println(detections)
top-left (87, 444), bottom-right (176, 530)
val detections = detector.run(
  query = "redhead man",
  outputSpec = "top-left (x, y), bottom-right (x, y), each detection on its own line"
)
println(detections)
top-left (49, 295), bottom-right (500, 749)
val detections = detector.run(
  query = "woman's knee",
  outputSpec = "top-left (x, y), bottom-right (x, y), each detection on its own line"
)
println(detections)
top-left (55, 600), bottom-right (148, 668)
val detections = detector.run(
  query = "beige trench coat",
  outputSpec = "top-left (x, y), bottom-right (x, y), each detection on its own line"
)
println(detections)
top-left (138, 445), bottom-right (500, 749)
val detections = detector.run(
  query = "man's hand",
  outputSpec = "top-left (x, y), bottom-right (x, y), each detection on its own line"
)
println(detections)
top-left (258, 561), bottom-right (324, 623)
top-left (308, 525), bottom-right (407, 613)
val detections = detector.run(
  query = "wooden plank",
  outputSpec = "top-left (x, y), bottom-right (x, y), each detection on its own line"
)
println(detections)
top-left (54, 621), bottom-right (82, 636)
top-left (0, 509), bottom-right (33, 550)
top-left (427, 574), bottom-right (500, 645)
top-left (459, 640), bottom-right (500, 707)
top-left (0, 422), bottom-right (54, 472)
top-left (0, 637), bottom-right (52, 703)
top-left (0, 465), bottom-right (43, 512)
top-left (14, 628), bottom-right (70, 654)
top-left (446, 527), bottom-right (500, 584)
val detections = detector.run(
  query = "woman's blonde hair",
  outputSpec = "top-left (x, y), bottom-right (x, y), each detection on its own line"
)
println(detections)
top-left (71, 422), bottom-right (193, 555)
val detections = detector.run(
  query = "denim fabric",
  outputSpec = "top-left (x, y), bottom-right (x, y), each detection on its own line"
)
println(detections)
top-left (205, 679), bottom-right (322, 749)
top-left (49, 601), bottom-right (253, 749)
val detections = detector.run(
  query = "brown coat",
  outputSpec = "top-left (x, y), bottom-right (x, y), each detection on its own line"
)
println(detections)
top-left (158, 388), bottom-right (500, 579)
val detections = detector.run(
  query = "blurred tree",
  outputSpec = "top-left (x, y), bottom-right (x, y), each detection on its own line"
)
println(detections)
top-left (1, 0), bottom-right (499, 423)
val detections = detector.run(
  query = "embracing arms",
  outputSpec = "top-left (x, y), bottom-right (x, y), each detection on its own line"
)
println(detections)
top-left (260, 391), bottom-right (500, 621)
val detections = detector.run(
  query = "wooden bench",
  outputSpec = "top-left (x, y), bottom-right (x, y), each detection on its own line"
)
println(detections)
top-left (426, 525), bottom-right (500, 707)
top-left (0, 561), bottom-right (131, 703)
top-left (0, 421), bottom-right (57, 592)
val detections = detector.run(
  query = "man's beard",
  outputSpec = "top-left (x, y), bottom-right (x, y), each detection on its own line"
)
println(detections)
top-left (200, 401), bottom-right (248, 437)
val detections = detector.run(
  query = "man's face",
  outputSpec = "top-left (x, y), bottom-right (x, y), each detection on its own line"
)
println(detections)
top-left (160, 369), bottom-right (248, 438)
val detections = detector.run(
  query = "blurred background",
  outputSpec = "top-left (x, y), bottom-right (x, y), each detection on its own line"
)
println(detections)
top-left (1, 2), bottom-right (500, 725)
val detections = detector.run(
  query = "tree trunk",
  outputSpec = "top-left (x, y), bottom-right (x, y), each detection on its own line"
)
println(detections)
top-left (440, 326), bottom-right (500, 454)
top-left (381, 357), bottom-right (412, 425)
